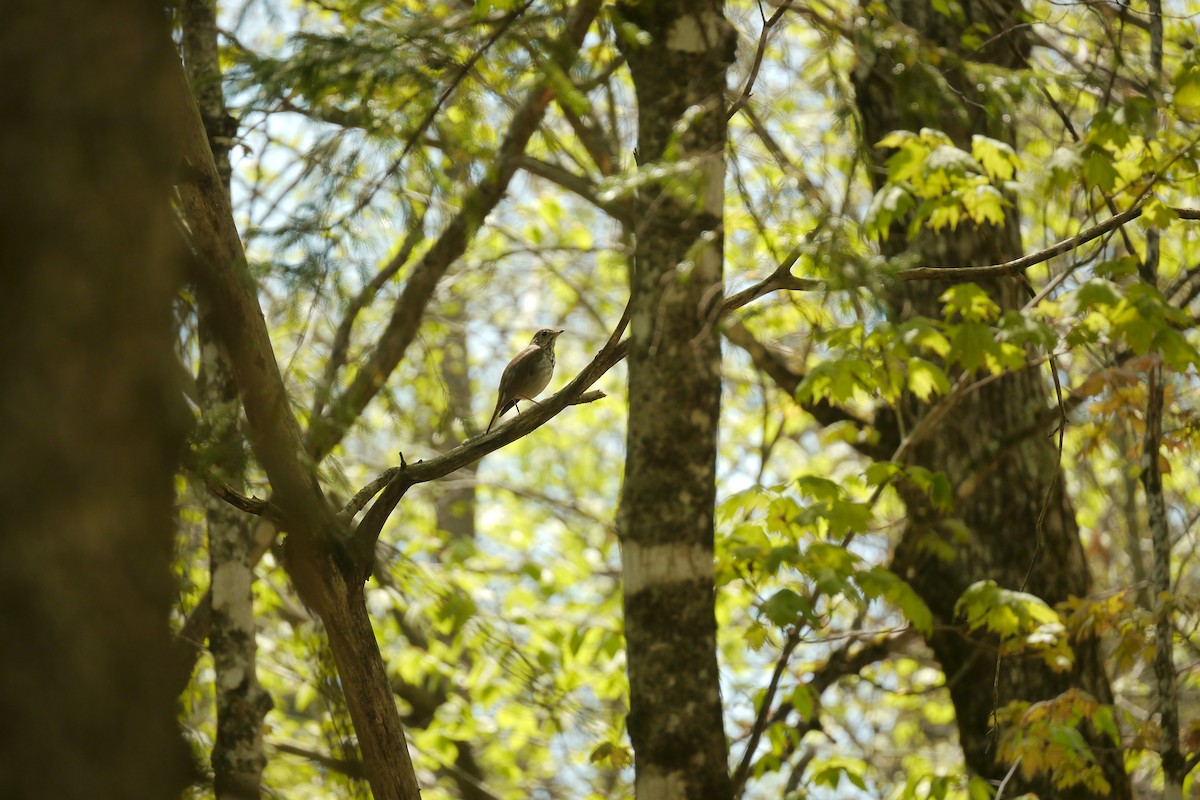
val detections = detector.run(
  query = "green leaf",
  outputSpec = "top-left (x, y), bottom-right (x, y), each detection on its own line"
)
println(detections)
top-left (968, 775), bottom-right (996, 800)
top-left (1155, 328), bottom-right (1200, 370)
top-left (941, 283), bottom-right (1000, 322)
top-left (813, 765), bottom-right (866, 791)
top-left (924, 144), bottom-right (981, 180)
top-left (589, 741), bottom-right (633, 769)
top-left (761, 588), bottom-right (817, 628)
top-left (1172, 62), bottom-right (1200, 110)
top-left (796, 358), bottom-right (874, 404)
top-left (960, 183), bottom-right (1007, 227)
top-left (971, 135), bottom-right (1020, 181)
top-left (857, 565), bottom-right (934, 634)
top-left (863, 461), bottom-right (904, 486)
top-left (1082, 144), bottom-right (1118, 192)
top-left (955, 580), bottom-right (1074, 670)
top-left (1142, 197), bottom-right (1178, 228)
top-left (887, 143), bottom-right (927, 184)
top-left (947, 323), bottom-right (994, 373)
top-left (1046, 146), bottom-right (1082, 190)
top-left (1086, 107), bottom-right (1131, 149)
top-left (1067, 279), bottom-right (1120, 313)
top-left (1093, 705), bottom-right (1120, 746)
top-left (791, 683), bottom-right (815, 720)
top-left (877, 129), bottom-right (919, 149)
top-left (1094, 256), bottom-right (1139, 280)
top-left (866, 183), bottom-right (915, 240)
top-left (907, 357), bottom-right (951, 401)
top-left (922, 194), bottom-right (964, 232)
top-left (794, 475), bottom-right (842, 502)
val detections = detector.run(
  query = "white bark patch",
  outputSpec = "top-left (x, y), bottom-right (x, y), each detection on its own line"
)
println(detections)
top-left (623, 540), bottom-right (713, 594)
top-left (666, 11), bottom-right (723, 53)
top-left (218, 664), bottom-right (246, 692)
top-left (700, 152), bottom-right (725, 216)
top-left (636, 765), bottom-right (688, 800)
top-left (211, 560), bottom-right (254, 632)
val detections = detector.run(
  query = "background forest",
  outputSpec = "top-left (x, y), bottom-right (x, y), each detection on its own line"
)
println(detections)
top-left (4, 0), bottom-right (1200, 798)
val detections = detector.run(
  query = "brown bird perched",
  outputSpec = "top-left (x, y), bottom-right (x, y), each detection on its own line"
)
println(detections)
top-left (486, 328), bottom-right (564, 434)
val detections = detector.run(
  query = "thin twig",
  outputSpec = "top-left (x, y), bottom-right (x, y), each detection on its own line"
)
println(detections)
top-left (727, 1), bottom-right (791, 120)
top-left (731, 628), bottom-right (801, 796)
top-left (994, 755), bottom-right (1023, 800)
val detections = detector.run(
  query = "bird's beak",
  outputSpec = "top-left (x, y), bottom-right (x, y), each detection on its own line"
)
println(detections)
top-left (553, 329), bottom-right (564, 337)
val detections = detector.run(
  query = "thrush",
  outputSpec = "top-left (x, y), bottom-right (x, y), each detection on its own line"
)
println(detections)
top-left (486, 328), bottom-right (563, 434)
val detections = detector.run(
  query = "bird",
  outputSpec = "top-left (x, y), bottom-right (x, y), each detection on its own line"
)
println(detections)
top-left (486, 328), bottom-right (564, 434)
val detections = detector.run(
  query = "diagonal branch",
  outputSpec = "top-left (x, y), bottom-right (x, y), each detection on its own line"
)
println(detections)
top-left (171, 42), bottom-right (422, 800)
top-left (731, 628), bottom-right (800, 795)
top-left (350, 300), bottom-right (631, 567)
top-left (898, 204), bottom-right (1200, 282)
top-left (306, 0), bottom-right (606, 462)
top-left (311, 211), bottom-right (427, 421)
top-left (349, 256), bottom-right (829, 566)
top-left (176, 92), bottom-right (336, 545)
top-left (518, 155), bottom-right (634, 223)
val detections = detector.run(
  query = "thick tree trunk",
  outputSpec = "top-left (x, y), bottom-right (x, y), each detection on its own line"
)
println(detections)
top-left (615, 4), bottom-right (737, 799)
top-left (0, 3), bottom-right (190, 797)
top-left (851, 1), bottom-right (1131, 796)
top-left (181, 1), bottom-right (273, 795)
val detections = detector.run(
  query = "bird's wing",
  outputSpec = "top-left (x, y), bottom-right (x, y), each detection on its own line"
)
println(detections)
top-left (487, 343), bottom-right (539, 432)
top-left (497, 344), bottom-right (539, 397)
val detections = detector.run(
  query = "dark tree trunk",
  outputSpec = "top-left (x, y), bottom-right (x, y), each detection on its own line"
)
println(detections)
top-left (851, 1), bottom-right (1131, 796)
top-left (615, 4), bottom-right (737, 799)
top-left (0, 3), bottom-right (191, 797)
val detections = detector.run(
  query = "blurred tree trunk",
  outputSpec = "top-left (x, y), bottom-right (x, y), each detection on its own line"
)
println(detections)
top-left (0, 2), bottom-right (190, 797)
top-left (615, 4), bottom-right (736, 799)
top-left (181, 0), bottom-right (272, 796)
top-left (432, 308), bottom-right (491, 800)
top-left (851, 1), bottom-right (1131, 796)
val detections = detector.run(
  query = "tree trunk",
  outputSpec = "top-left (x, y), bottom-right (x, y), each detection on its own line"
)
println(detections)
top-left (182, 0), bottom-right (273, 795)
top-left (851, 1), bottom-right (1131, 796)
top-left (615, 4), bottom-right (737, 799)
top-left (0, 3), bottom-right (190, 797)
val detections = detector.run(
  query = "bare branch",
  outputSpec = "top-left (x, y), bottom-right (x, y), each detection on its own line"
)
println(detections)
top-left (205, 480), bottom-right (287, 525)
top-left (724, 250), bottom-right (823, 308)
top-left (273, 742), bottom-right (365, 779)
top-left (351, 312), bottom-right (627, 562)
top-left (898, 205), bottom-right (1200, 282)
top-left (731, 628), bottom-right (800, 796)
top-left (350, 256), bottom-right (826, 561)
top-left (727, 1), bottom-right (792, 120)
top-left (518, 155), bottom-right (634, 223)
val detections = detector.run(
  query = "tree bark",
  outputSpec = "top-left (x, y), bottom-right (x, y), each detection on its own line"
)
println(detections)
top-left (851, 1), bottom-right (1131, 796)
top-left (174, 4), bottom-right (605, 795)
top-left (615, 4), bottom-right (737, 799)
top-left (172, 42), bottom-right (424, 798)
top-left (181, 0), bottom-right (273, 795)
top-left (0, 2), bottom-right (190, 797)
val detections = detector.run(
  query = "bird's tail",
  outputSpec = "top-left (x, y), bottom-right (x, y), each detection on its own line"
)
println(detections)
top-left (485, 399), bottom-right (504, 434)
